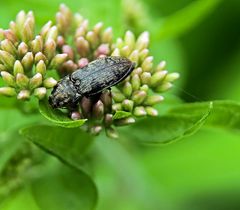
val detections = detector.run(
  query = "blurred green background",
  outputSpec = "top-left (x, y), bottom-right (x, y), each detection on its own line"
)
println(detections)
top-left (1, 0), bottom-right (240, 210)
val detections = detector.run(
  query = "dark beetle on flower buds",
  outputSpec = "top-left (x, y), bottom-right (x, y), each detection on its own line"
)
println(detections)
top-left (49, 56), bottom-right (135, 109)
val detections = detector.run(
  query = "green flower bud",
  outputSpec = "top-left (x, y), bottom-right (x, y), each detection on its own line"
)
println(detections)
top-left (13, 60), bottom-right (24, 76)
top-left (90, 125), bottom-right (102, 136)
top-left (0, 71), bottom-right (15, 87)
top-left (71, 111), bottom-right (82, 120)
top-left (75, 26), bottom-right (86, 38)
top-left (95, 44), bottom-right (110, 57)
top-left (122, 81), bottom-right (133, 97)
top-left (114, 117), bottom-right (135, 126)
top-left (29, 73), bottom-right (42, 90)
top-left (0, 87), bottom-right (16, 96)
top-left (21, 52), bottom-right (33, 71)
top-left (131, 90), bottom-right (147, 105)
top-left (34, 87), bottom-right (46, 100)
top-left (124, 30), bottom-right (135, 50)
top-left (57, 35), bottom-right (65, 47)
top-left (140, 72), bottom-right (151, 85)
top-left (105, 127), bottom-right (119, 139)
top-left (155, 82), bottom-right (173, 93)
top-left (34, 52), bottom-right (47, 64)
top-left (0, 39), bottom-right (17, 55)
top-left (120, 46), bottom-right (131, 57)
top-left (104, 113), bottom-right (113, 127)
top-left (165, 72), bottom-right (180, 82)
top-left (0, 50), bottom-right (16, 70)
top-left (0, 28), bottom-right (4, 41)
top-left (112, 90), bottom-right (125, 102)
top-left (9, 21), bottom-right (18, 37)
top-left (0, 64), bottom-right (7, 71)
top-left (102, 27), bottom-right (113, 43)
top-left (100, 91), bottom-right (112, 112)
top-left (16, 73), bottom-right (29, 88)
top-left (141, 56), bottom-right (153, 72)
top-left (133, 106), bottom-right (147, 117)
top-left (136, 31), bottom-right (149, 50)
top-left (150, 70), bottom-right (168, 87)
top-left (44, 39), bottom-right (56, 60)
top-left (16, 10), bottom-right (26, 28)
top-left (17, 89), bottom-right (30, 100)
top-left (74, 13), bottom-right (84, 26)
top-left (49, 53), bottom-right (68, 69)
top-left (145, 106), bottom-right (158, 116)
top-left (86, 31), bottom-right (98, 47)
top-left (156, 60), bottom-right (166, 71)
top-left (43, 77), bottom-right (57, 88)
top-left (80, 96), bottom-right (92, 118)
top-left (122, 99), bottom-right (134, 112)
top-left (132, 67), bottom-right (142, 75)
top-left (92, 100), bottom-right (104, 119)
top-left (18, 42), bottom-right (28, 58)
top-left (76, 36), bottom-right (89, 57)
top-left (31, 35), bottom-right (43, 54)
top-left (36, 60), bottom-right (46, 76)
top-left (46, 26), bottom-right (58, 42)
top-left (140, 84), bottom-right (149, 92)
top-left (112, 103), bottom-right (122, 112)
top-left (129, 50), bottom-right (139, 65)
top-left (40, 21), bottom-right (52, 38)
top-left (139, 49), bottom-right (149, 62)
top-left (111, 48), bottom-right (120, 56)
top-left (22, 18), bottom-right (34, 42)
top-left (116, 38), bottom-right (124, 48)
top-left (93, 22), bottom-right (103, 35)
top-left (131, 74), bottom-right (141, 91)
top-left (144, 95), bottom-right (164, 106)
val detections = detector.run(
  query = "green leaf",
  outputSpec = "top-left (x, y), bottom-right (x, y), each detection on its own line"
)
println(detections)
top-left (31, 161), bottom-right (97, 210)
top-left (20, 125), bottom-right (94, 169)
top-left (120, 102), bottom-right (212, 144)
top-left (113, 110), bottom-right (132, 120)
top-left (39, 99), bottom-right (87, 128)
top-left (154, 0), bottom-right (222, 41)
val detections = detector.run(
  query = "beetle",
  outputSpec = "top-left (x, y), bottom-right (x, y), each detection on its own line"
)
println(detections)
top-left (49, 56), bottom-right (135, 109)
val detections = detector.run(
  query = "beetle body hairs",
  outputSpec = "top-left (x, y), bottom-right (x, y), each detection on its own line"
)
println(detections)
top-left (49, 56), bottom-right (135, 109)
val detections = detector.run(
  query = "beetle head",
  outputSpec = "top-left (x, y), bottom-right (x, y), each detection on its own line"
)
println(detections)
top-left (49, 76), bottom-right (81, 109)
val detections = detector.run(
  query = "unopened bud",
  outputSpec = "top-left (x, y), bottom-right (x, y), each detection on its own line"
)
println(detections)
top-left (132, 67), bottom-right (142, 75)
top-left (105, 127), bottom-right (119, 139)
top-left (43, 77), bottom-right (57, 88)
top-left (144, 95), bottom-right (164, 106)
top-left (93, 22), bottom-right (103, 34)
top-left (100, 91), bottom-right (112, 111)
top-left (156, 61), bottom-right (167, 71)
top-left (74, 13), bottom-right (84, 26)
top-left (71, 111), bottom-right (82, 120)
top-left (0, 87), bottom-right (16, 96)
top-left (139, 49), bottom-right (149, 61)
top-left (21, 52), bottom-right (33, 71)
top-left (46, 26), bottom-right (58, 42)
top-left (56, 35), bottom-right (65, 47)
top-left (95, 44), bottom-right (110, 57)
top-left (90, 125), bottom-right (102, 135)
top-left (140, 84), bottom-right (149, 92)
top-left (0, 50), bottom-right (16, 70)
top-left (0, 39), bottom-right (17, 55)
top-left (80, 96), bottom-right (92, 118)
top-left (92, 100), bottom-right (104, 119)
top-left (129, 50), bottom-right (139, 65)
top-left (50, 53), bottom-right (68, 69)
top-left (142, 56), bottom-right (153, 72)
top-left (145, 106), bottom-right (158, 116)
top-left (155, 82), bottom-right (173, 93)
top-left (31, 35), bottom-right (43, 54)
top-left (29, 73), bottom-right (42, 90)
top-left (136, 31), bottom-right (149, 50)
top-left (131, 74), bottom-right (141, 91)
top-left (140, 72), bottom-right (151, 85)
top-left (22, 18), bottom-right (34, 42)
top-left (36, 60), bottom-right (46, 75)
top-left (112, 103), bottom-right (122, 112)
top-left (86, 31), bottom-right (98, 47)
top-left (133, 106), bottom-right (147, 117)
top-left (150, 70), bottom-right (168, 87)
top-left (0, 71), bottom-right (15, 87)
top-left (76, 37), bottom-right (89, 57)
top-left (102, 27), bottom-right (113, 43)
top-left (122, 81), bottom-right (133, 97)
top-left (62, 45), bottom-right (74, 60)
top-left (120, 46), bottom-right (131, 57)
top-left (34, 87), bottom-right (46, 100)
top-left (4, 30), bottom-right (17, 43)
top-left (116, 38), bottom-right (124, 48)
top-left (16, 10), bottom-right (26, 28)
top-left (13, 60), bottom-right (24, 75)
top-left (18, 42), bottom-right (28, 58)
top-left (44, 39), bottom-right (56, 60)
top-left (16, 73), bottom-right (29, 88)
top-left (0, 64), bottom-right (6, 71)
top-left (114, 117), bottom-right (135, 126)
top-left (78, 58), bottom-right (89, 68)
top-left (122, 99), bottom-right (134, 112)
top-left (40, 21), bottom-right (52, 38)
top-left (112, 91), bottom-right (125, 103)
top-left (132, 90), bottom-right (147, 105)
top-left (165, 72), bottom-right (180, 82)
top-left (111, 48), bottom-right (120, 56)
top-left (124, 30), bottom-right (135, 50)
top-left (17, 90), bottom-right (30, 100)
top-left (34, 52), bottom-right (47, 63)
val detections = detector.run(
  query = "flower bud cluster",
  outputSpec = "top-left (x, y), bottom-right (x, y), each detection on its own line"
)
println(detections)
top-left (0, 10), bottom-right (67, 100)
